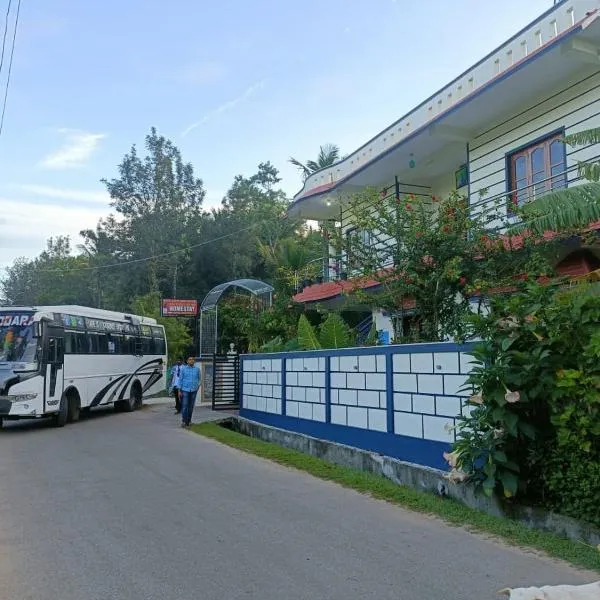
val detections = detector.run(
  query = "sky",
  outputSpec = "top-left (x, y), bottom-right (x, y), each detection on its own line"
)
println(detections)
top-left (0, 0), bottom-right (554, 270)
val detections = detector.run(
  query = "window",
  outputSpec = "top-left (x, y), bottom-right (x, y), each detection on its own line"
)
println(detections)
top-left (508, 133), bottom-right (566, 209)
top-left (89, 332), bottom-right (108, 354)
top-left (65, 331), bottom-right (89, 354)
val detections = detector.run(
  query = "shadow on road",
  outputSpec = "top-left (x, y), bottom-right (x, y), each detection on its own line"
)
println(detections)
top-left (0, 405), bottom-right (117, 434)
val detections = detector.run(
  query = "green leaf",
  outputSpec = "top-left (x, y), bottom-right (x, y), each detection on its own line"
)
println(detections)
top-left (499, 471), bottom-right (519, 498)
top-left (483, 476), bottom-right (496, 497)
top-left (504, 412), bottom-right (519, 436)
top-left (297, 314), bottom-right (321, 350)
top-left (319, 313), bottom-right (351, 349)
top-left (493, 450), bottom-right (508, 463)
top-left (518, 421), bottom-right (537, 440)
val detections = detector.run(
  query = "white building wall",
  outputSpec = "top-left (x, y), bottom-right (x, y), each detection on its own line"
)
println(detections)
top-left (469, 70), bottom-right (600, 226)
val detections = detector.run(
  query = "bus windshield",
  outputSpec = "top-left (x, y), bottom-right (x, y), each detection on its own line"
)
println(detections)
top-left (0, 312), bottom-right (37, 363)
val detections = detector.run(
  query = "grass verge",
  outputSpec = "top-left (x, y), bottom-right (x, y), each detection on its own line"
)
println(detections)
top-left (192, 421), bottom-right (600, 573)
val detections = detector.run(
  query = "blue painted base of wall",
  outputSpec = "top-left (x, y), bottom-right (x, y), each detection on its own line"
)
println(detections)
top-left (240, 409), bottom-right (450, 471)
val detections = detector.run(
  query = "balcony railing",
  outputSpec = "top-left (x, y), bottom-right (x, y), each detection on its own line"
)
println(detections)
top-left (294, 155), bottom-right (599, 292)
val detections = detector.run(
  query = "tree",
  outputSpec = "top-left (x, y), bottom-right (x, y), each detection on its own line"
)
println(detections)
top-left (1, 236), bottom-right (95, 306)
top-left (289, 144), bottom-right (341, 181)
top-left (513, 127), bottom-right (600, 236)
top-left (101, 127), bottom-right (205, 294)
top-left (330, 188), bottom-right (557, 342)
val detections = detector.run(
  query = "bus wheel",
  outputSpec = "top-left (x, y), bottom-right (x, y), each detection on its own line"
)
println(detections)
top-left (53, 394), bottom-right (68, 427)
top-left (67, 391), bottom-right (81, 423)
top-left (124, 384), bottom-right (140, 413)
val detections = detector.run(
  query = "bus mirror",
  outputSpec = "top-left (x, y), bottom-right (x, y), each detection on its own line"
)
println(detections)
top-left (33, 322), bottom-right (42, 338)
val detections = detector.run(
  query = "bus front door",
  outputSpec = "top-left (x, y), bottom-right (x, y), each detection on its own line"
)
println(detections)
top-left (44, 329), bottom-right (64, 411)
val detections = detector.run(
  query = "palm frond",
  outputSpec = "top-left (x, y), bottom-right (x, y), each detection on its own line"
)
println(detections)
top-left (510, 182), bottom-right (600, 236)
top-left (317, 144), bottom-right (340, 167)
top-left (288, 156), bottom-right (311, 178)
top-left (578, 160), bottom-right (600, 183)
top-left (564, 127), bottom-right (600, 148)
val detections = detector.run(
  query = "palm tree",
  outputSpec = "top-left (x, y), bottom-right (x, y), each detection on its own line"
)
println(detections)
top-left (512, 128), bottom-right (600, 236)
top-left (289, 144), bottom-right (341, 181)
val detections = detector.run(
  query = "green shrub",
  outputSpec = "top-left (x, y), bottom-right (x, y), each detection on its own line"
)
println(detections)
top-left (450, 282), bottom-right (600, 523)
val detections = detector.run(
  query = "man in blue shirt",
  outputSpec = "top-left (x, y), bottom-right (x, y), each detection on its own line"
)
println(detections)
top-left (179, 356), bottom-right (201, 428)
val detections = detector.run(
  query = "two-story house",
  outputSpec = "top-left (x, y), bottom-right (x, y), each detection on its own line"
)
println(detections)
top-left (289, 0), bottom-right (600, 341)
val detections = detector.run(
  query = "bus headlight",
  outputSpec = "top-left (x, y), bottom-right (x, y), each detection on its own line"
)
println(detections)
top-left (9, 393), bottom-right (38, 402)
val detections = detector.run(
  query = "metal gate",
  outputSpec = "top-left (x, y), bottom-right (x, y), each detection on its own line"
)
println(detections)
top-left (211, 353), bottom-right (240, 410)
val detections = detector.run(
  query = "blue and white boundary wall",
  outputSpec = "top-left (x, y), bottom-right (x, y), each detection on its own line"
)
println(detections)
top-left (240, 342), bottom-right (476, 471)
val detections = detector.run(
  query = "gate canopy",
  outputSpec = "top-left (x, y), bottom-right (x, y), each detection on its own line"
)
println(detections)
top-left (200, 279), bottom-right (274, 311)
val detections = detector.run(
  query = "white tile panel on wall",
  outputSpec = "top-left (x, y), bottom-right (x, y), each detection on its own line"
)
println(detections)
top-left (433, 352), bottom-right (459, 374)
top-left (242, 359), bottom-right (283, 415)
top-left (347, 407), bottom-right (368, 429)
top-left (393, 373), bottom-right (418, 393)
top-left (393, 353), bottom-right (410, 373)
top-left (331, 405), bottom-right (347, 425)
top-left (368, 409), bottom-right (387, 432)
top-left (410, 353), bottom-right (434, 373)
top-left (394, 412), bottom-right (423, 439)
top-left (423, 415), bottom-right (455, 443)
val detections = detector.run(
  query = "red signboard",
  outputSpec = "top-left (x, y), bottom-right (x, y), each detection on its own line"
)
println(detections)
top-left (161, 299), bottom-right (198, 317)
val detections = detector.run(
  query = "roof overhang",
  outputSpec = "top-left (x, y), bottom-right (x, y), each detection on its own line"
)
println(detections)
top-left (288, 14), bottom-right (600, 221)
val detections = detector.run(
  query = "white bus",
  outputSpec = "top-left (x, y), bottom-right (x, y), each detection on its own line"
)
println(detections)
top-left (0, 305), bottom-right (167, 428)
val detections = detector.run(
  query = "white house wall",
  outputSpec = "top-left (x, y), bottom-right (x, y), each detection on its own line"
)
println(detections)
top-left (469, 70), bottom-right (600, 223)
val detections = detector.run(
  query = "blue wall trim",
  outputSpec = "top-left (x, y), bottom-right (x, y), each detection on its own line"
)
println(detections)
top-left (242, 341), bottom-right (475, 361)
top-left (240, 409), bottom-right (451, 471)
top-left (290, 21), bottom-right (584, 209)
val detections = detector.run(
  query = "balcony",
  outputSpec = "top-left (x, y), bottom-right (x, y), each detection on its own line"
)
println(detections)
top-left (288, 0), bottom-right (600, 222)
top-left (292, 158), bottom-right (600, 306)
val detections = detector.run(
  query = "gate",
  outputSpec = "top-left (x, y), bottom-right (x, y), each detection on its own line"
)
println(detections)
top-left (211, 353), bottom-right (240, 410)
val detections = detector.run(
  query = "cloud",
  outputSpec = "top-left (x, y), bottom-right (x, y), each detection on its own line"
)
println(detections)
top-left (178, 61), bottom-right (228, 86)
top-left (14, 184), bottom-right (110, 205)
top-left (181, 80), bottom-right (266, 137)
top-left (39, 129), bottom-right (106, 170)
top-left (0, 198), bottom-right (109, 269)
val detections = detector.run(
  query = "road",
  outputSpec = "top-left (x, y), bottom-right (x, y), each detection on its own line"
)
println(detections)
top-left (0, 402), bottom-right (594, 600)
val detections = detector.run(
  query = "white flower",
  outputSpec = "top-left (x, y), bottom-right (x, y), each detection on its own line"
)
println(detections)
top-left (505, 390), bottom-right (521, 404)
top-left (443, 450), bottom-right (461, 468)
top-left (444, 468), bottom-right (469, 483)
top-left (469, 392), bottom-right (484, 405)
top-left (444, 422), bottom-right (457, 434)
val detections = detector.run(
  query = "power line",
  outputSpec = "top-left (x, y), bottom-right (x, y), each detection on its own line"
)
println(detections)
top-left (35, 222), bottom-right (261, 274)
top-left (0, 0), bottom-right (12, 81)
top-left (0, 0), bottom-right (20, 139)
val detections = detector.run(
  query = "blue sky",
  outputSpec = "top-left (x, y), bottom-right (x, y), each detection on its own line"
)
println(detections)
top-left (0, 0), bottom-right (553, 268)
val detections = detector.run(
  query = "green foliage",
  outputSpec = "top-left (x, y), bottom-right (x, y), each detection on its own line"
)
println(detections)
top-left (451, 282), bottom-right (600, 524)
top-left (364, 322), bottom-right (379, 346)
top-left (296, 313), bottom-right (354, 350)
top-left (540, 447), bottom-right (600, 528)
top-left (297, 314), bottom-right (321, 350)
top-left (330, 187), bottom-right (554, 342)
top-left (319, 313), bottom-right (351, 349)
top-left (513, 183), bottom-right (600, 236)
top-left (130, 292), bottom-right (192, 361)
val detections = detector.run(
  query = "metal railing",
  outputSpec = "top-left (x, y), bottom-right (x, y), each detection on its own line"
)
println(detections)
top-left (296, 152), bottom-right (599, 288)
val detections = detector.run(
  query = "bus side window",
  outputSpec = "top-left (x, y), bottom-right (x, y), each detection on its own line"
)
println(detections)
top-left (76, 332), bottom-right (88, 354)
top-left (98, 334), bottom-right (108, 354)
top-left (65, 332), bottom-right (75, 354)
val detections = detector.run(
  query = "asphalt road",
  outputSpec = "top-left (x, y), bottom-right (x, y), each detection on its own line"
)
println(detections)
top-left (0, 402), bottom-right (595, 600)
